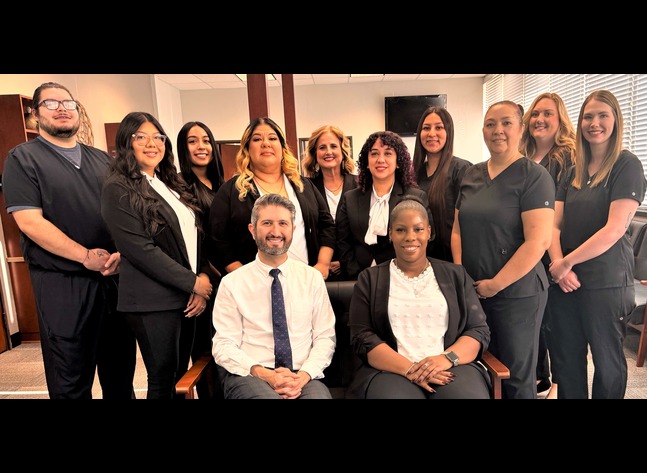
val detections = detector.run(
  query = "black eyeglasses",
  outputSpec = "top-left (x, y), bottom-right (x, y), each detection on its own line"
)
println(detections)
top-left (37, 99), bottom-right (78, 111)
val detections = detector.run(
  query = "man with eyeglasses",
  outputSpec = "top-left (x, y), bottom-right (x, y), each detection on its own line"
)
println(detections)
top-left (1, 82), bottom-right (137, 399)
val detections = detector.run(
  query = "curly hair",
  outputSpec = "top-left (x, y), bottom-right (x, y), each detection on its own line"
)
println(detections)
top-left (302, 124), bottom-right (355, 177)
top-left (520, 92), bottom-right (576, 182)
top-left (233, 117), bottom-right (303, 200)
top-left (356, 130), bottom-right (418, 193)
top-left (106, 111), bottom-right (201, 236)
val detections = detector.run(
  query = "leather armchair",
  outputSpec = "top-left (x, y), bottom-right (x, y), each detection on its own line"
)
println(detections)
top-left (176, 280), bottom-right (510, 399)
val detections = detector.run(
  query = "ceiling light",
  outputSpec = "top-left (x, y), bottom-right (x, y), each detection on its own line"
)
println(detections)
top-left (236, 74), bottom-right (276, 82)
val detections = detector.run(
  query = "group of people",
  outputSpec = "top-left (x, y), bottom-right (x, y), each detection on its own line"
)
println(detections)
top-left (2, 81), bottom-right (643, 400)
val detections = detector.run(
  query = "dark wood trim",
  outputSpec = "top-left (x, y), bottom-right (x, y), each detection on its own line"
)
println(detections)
top-left (246, 74), bottom-right (269, 120)
top-left (281, 74), bottom-right (298, 157)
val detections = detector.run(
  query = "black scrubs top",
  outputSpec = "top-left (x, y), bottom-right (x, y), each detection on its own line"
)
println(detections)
top-left (557, 150), bottom-right (647, 289)
top-left (3, 137), bottom-right (116, 273)
top-left (456, 157), bottom-right (555, 298)
top-left (417, 156), bottom-right (473, 261)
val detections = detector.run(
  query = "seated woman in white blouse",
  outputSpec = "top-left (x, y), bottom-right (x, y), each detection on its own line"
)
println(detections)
top-left (347, 196), bottom-right (492, 399)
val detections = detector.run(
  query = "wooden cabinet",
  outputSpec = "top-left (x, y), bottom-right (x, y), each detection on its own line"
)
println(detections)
top-left (0, 94), bottom-right (40, 343)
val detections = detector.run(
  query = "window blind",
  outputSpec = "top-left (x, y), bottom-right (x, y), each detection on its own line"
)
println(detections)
top-left (483, 74), bottom-right (647, 208)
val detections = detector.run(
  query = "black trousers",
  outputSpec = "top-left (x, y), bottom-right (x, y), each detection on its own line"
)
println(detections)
top-left (480, 290), bottom-right (546, 399)
top-left (124, 308), bottom-right (184, 399)
top-left (96, 279), bottom-right (137, 399)
top-left (31, 269), bottom-right (136, 399)
top-left (547, 285), bottom-right (633, 399)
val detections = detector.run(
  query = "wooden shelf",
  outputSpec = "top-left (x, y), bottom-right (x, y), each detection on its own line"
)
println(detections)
top-left (0, 94), bottom-right (40, 344)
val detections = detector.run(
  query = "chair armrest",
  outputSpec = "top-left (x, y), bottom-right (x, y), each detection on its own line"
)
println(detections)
top-left (480, 350), bottom-right (510, 400)
top-left (175, 352), bottom-right (215, 399)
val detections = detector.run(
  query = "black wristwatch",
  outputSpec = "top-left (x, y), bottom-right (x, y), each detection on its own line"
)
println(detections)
top-left (444, 351), bottom-right (459, 367)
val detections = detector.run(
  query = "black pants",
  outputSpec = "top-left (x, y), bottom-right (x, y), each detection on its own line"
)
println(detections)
top-left (480, 290), bottom-right (546, 399)
top-left (124, 308), bottom-right (184, 399)
top-left (31, 269), bottom-right (136, 399)
top-left (547, 285), bottom-right (633, 399)
top-left (96, 278), bottom-right (137, 399)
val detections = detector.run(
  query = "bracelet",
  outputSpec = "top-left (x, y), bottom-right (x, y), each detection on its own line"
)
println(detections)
top-left (404, 362), bottom-right (417, 377)
top-left (82, 249), bottom-right (90, 265)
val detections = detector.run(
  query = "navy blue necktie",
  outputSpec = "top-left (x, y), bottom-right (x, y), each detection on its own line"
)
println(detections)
top-left (270, 268), bottom-right (293, 370)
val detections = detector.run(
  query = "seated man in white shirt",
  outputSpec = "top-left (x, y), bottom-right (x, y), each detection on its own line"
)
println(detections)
top-left (212, 193), bottom-right (337, 399)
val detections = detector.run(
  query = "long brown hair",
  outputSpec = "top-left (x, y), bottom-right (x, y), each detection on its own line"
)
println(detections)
top-left (573, 90), bottom-right (624, 189)
top-left (412, 106), bottom-right (455, 248)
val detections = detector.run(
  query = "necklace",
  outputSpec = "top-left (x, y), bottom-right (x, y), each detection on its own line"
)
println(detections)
top-left (255, 176), bottom-right (286, 196)
top-left (391, 259), bottom-right (433, 296)
top-left (325, 180), bottom-right (344, 194)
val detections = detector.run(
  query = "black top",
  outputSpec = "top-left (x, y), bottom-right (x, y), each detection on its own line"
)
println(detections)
top-left (416, 156), bottom-right (472, 261)
top-left (533, 151), bottom-right (573, 269)
top-left (456, 157), bottom-right (555, 298)
top-left (557, 150), bottom-right (646, 289)
top-left (3, 138), bottom-right (116, 273)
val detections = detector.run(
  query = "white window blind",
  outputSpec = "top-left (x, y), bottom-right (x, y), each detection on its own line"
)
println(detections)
top-left (483, 74), bottom-right (647, 209)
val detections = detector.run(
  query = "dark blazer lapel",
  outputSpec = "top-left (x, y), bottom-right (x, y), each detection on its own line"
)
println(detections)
top-left (343, 173), bottom-right (357, 193)
top-left (389, 181), bottom-right (405, 208)
top-left (374, 263), bottom-right (398, 349)
top-left (312, 174), bottom-right (327, 200)
top-left (356, 188), bottom-right (372, 232)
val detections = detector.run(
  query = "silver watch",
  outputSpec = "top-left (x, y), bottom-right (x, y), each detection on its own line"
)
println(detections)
top-left (444, 351), bottom-right (459, 367)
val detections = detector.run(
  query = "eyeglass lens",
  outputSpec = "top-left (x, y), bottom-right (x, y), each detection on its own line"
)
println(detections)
top-left (39, 99), bottom-right (78, 110)
top-left (132, 133), bottom-right (166, 146)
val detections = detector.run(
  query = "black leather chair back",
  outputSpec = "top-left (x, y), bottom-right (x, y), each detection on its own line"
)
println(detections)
top-left (323, 280), bottom-right (359, 389)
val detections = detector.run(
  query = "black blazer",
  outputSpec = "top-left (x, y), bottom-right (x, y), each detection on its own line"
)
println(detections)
top-left (208, 176), bottom-right (336, 275)
top-left (336, 181), bottom-right (431, 280)
top-left (347, 257), bottom-right (490, 399)
top-left (101, 177), bottom-right (212, 313)
top-left (308, 173), bottom-right (358, 216)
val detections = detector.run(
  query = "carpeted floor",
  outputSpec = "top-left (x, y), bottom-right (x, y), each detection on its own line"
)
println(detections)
top-left (0, 329), bottom-right (645, 399)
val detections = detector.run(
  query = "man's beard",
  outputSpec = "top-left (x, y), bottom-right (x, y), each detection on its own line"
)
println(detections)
top-left (37, 117), bottom-right (80, 139)
top-left (256, 235), bottom-right (291, 256)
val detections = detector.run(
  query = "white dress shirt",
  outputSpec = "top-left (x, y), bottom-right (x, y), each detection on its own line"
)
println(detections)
top-left (212, 255), bottom-right (336, 379)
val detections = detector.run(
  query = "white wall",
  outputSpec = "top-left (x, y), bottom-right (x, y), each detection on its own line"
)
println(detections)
top-left (179, 77), bottom-right (487, 163)
top-left (0, 74), bottom-right (157, 153)
top-left (152, 76), bottom-right (184, 168)
top-left (0, 74), bottom-right (486, 162)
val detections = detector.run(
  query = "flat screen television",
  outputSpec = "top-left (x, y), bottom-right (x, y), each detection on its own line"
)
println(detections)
top-left (385, 94), bottom-right (447, 137)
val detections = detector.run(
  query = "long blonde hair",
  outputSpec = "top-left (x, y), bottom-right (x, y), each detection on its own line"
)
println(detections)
top-left (573, 90), bottom-right (624, 189)
top-left (233, 117), bottom-right (303, 200)
top-left (302, 124), bottom-right (355, 177)
top-left (520, 92), bottom-right (576, 181)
